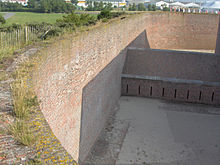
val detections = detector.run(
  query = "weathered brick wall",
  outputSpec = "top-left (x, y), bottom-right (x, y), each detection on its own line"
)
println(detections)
top-left (146, 13), bottom-right (219, 50)
top-left (122, 48), bottom-right (220, 105)
top-left (33, 13), bottom-right (219, 162)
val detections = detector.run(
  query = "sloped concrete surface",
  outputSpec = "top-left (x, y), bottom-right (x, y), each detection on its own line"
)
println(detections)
top-left (115, 97), bottom-right (220, 165)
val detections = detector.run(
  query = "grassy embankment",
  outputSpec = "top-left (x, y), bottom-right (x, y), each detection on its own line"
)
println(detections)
top-left (0, 12), bottom-right (67, 25)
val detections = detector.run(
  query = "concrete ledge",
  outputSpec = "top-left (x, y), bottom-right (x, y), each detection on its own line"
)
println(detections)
top-left (122, 74), bottom-right (220, 87)
top-left (121, 77), bottom-right (220, 105)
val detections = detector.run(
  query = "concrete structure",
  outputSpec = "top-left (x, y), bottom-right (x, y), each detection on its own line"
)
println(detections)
top-left (115, 96), bottom-right (220, 165)
top-left (33, 12), bottom-right (220, 163)
top-left (122, 48), bottom-right (220, 105)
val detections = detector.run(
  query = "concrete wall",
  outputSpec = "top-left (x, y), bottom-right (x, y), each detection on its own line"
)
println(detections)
top-left (80, 49), bottom-right (126, 162)
top-left (33, 13), bottom-right (219, 162)
top-left (123, 48), bottom-right (220, 82)
top-left (121, 77), bottom-right (220, 105)
top-left (122, 48), bottom-right (220, 105)
top-left (215, 17), bottom-right (220, 54)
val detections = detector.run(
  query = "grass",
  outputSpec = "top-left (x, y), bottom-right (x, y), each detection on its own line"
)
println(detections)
top-left (1, 12), bottom-right (67, 25)
top-left (9, 60), bottom-right (39, 146)
top-left (9, 120), bottom-right (36, 146)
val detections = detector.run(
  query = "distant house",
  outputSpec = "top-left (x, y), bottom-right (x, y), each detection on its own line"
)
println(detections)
top-left (64, 0), bottom-right (72, 3)
top-left (77, 0), bottom-right (86, 7)
top-left (155, 1), bottom-right (169, 9)
top-left (0, 0), bottom-right (28, 6)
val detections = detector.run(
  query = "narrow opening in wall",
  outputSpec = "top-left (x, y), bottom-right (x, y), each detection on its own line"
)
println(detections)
top-left (150, 86), bottom-right (152, 96)
top-left (138, 85), bottom-right (141, 95)
top-left (162, 88), bottom-right (164, 97)
top-left (199, 91), bottom-right (202, 101)
top-left (174, 89), bottom-right (177, 98)
top-left (187, 90), bottom-right (189, 99)
top-left (211, 92), bottom-right (214, 102)
top-left (126, 84), bottom-right (128, 94)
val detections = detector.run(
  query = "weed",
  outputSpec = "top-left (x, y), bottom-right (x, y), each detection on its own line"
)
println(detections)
top-left (9, 120), bottom-right (36, 146)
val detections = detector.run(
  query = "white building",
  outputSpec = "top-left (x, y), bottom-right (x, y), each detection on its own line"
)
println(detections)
top-left (0, 0), bottom-right (28, 6)
top-left (156, 1), bottom-right (169, 9)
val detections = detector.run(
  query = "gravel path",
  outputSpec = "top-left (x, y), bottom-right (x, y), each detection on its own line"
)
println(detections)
top-left (3, 13), bottom-right (15, 20)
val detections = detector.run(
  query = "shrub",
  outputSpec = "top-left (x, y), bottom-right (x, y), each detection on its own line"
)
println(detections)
top-left (0, 15), bottom-right (5, 25)
top-left (102, 18), bottom-right (108, 22)
top-left (56, 12), bottom-right (97, 29)
top-left (97, 9), bottom-right (112, 20)
top-left (0, 23), bottom-right (21, 32)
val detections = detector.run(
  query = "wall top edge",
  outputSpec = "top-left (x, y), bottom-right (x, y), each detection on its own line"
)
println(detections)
top-left (122, 74), bottom-right (220, 87)
top-left (128, 47), bottom-right (218, 56)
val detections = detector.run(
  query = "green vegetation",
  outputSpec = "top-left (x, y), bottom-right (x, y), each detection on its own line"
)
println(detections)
top-left (128, 3), bottom-right (137, 11)
top-left (9, 120), bottom-right (36, 146)
top-left (9, 59), bottom-right (39, 146)
top-left (163, 7), bottom-right (169, 11)
top-left (97, 9), bottom-right (125, 20)
top-left (56, 12), bottom-right (97, 30)
top-left (2, 12), bottom-right (67, 25)
top-left (148, 4), bottom-right (156, 11)
top-left (0, 14), bottom-right (5, 24)
top-left (86, 1), bottom-right (113, 11)
top-left (0, 0), bottom-right (75, 13)
top-left (128, 3), bottom-right (147, 11)
top-left (138, 3), bottom-right (146, 11)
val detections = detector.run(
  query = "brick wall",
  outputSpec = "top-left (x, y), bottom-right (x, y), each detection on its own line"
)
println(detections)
top-left (145, 13), bottom-right (219, 50)
top-left (122, 48), bottom-right (220, 105)
top-left (33, 13), bottom-right (219, 162)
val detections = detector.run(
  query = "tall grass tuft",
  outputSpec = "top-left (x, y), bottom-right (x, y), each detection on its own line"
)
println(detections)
top-left (9, 120), bottom-right (36, 146)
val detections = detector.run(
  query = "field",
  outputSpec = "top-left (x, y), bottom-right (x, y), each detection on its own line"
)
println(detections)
top-left (0, 12), bottom-right (67, 25)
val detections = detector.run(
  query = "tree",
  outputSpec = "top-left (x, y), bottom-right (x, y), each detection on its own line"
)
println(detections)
top-left (105, 3), bottom-right (112, 10)
top-left (86, 1), bottom-right (93, 11)
top-left (132, 3), bottom-right (137, 11)
top-left (28, 0), bottom-right (39, 9)
top-left (0, 15), bottom-right (6, 25)
top-left (71, 0), bottom-right (78, 5)
top-left (97, 9), bottom-right (111, 19)
top-left (148, 4), bottom-right (152, 11)
top-left (98, 1), bottom-right (104, 10)
top-left (163, 6), bottom-right (169, 11)
top-left (152, 4), bottom-right (156, 11)
top-left (137, 3), bottom-right (146, 11)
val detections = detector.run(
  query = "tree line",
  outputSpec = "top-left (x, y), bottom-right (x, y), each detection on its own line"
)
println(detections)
top-left (86, 1), bottom-right (114, 11)
top-left (0, 0), bottom-right (75, 13)
top-left (128, 3), bottom-right (156, 11)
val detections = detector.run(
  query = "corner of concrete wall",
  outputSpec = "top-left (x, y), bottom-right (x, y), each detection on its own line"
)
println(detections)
top-left (128, 30), bottom-right (150, 48)
top-left (79, 48), bottom-right (127, 162)
top-left (215, 16), bottom-right (220, 54)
